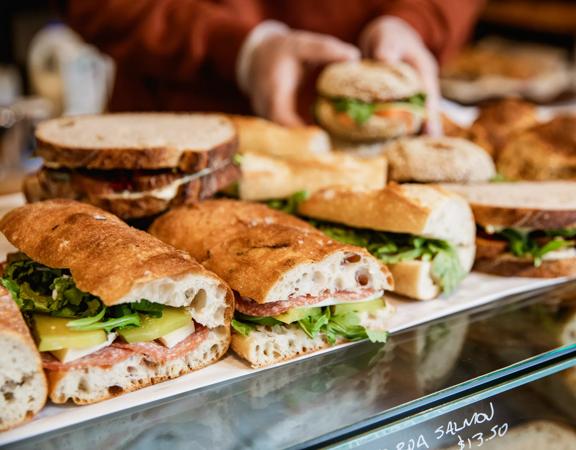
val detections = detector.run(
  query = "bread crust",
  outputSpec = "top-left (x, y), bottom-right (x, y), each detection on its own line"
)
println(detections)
top-left (298, 183), bottom-right (475, 245)
top-left (473, 256), bottom-right (576, 278)
top-left (0, 291), bottom-right (47, 430)
top-left (317, 60), bottom-right (422, 102)
top-left (385, 136), bottom-right (496, 183)
top-left (472, 204), bottom-right (576, 229)
top-left (149, 199), bottom-right (316, 262)
top-left (0, 200), bottom-right (228, 305)
top-left (24, 163), bottom-right (241, 220)
top-left (238, 150), bottom-right (387, 201)
top-left (35, 113), bottom-right (238, 171)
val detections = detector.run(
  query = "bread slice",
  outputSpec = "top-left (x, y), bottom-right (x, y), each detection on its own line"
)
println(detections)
top-left (0, 290), bottom-right (47, 431)
top-left (48, 326), bottom-right (229, 404)
top-left (35, 113), bottom-right (237, 171)
top-left (298, 183), bottom-right (476, 246)
top-left (315, 98), bottom-right (423, 142)
top-left (443, 420), bottom-right (576, 450)
top-left (24, 162), bottom-right (240, 220)
top-left (0, 200), bottom-right (233, 327)
top-left (238, 151), bottom-right (387, 201)
top-left (317, 60), bottom-right (422, 102)
top-left (384, 137), bottom-right (496, 183)
top-left (149, 199), bottom-right (316, 263)
top-left (230, 115), bottom-right (330, 157)
top-left (443, 181), bottom-right (576, 229)
top-left (497, 116), bottom-right (576, 181)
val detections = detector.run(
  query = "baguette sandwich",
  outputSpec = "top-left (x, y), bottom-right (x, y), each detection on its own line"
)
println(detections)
top-left (445, 181), bottom-right (576, 277)
top-left (316, 60), bottom-right (426, 141)
top-left (297, 184), bottom-right (476, 300)
top-left (24, 113), bottom-right (240, 221)
top-left (0, 200), bottom-right (233, 404)
top-left (150, 200), bottom-right (394, 368)
top-left (0, 290), bottom-right (47, 430)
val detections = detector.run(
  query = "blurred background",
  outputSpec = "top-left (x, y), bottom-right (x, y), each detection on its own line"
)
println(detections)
top-left (0, 0), bottom-right (575, 194)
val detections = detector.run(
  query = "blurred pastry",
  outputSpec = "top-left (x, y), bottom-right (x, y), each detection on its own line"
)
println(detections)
top-left (497, 116), bottom-right (576, 180)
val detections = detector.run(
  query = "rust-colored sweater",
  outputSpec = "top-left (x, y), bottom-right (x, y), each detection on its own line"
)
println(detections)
top-left (64, 0), bottom-right (484, 115)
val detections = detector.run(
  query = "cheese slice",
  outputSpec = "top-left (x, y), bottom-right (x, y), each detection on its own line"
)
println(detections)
top-left (158, 322), bottom-right (196, 348)
top-left (51, 333), bottom-right (117, 363)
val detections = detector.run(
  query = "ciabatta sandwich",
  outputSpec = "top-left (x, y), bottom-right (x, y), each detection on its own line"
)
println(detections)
top-left (316, 61), bottom-right (425, 142)
top-left (0, 200), bottom-right (233, 404)
top-left (0, 290), bottom-right (47, 430)
top-left (150, 200), bottom-right (394, 368)
top-left (24, 113), bottom-right (240, 221)
top-left (297, 184), bottom-right (476, 300)
top-left (445, 181), bottom-right (576, 277)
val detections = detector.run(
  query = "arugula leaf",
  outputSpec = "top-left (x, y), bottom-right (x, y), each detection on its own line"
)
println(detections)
top-left (494, 228), bottom-right (573, 267)
top-left (267, 191), bottom-right (310, 214)
top-left (66, 307), bottom-right (107, 329)
top-left (331, 98), bottom-right (375, 125)
top-left (70, 313), bottom-right (141, 333)
top-left (130, 299), bottom-right (163, 318)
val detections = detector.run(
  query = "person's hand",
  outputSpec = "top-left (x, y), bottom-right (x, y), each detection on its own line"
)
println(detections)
top-left (360, 16), bottom-right (442, 136)
top-left (245, 30), bottom-right (359, 126)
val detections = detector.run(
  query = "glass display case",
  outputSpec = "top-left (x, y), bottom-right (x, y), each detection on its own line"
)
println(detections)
top-left (9, 282), bottom-right (576, 450)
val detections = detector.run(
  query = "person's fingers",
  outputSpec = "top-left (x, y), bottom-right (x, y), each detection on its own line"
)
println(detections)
top-left (293, 32), bottom-right (360, 64)
top-left (262, 56), bottom-right (304, 126)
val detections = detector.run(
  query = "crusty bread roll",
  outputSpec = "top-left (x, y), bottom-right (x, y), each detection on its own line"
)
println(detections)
top-left (469, 98), bottom-right (538, 159)
top-left (35, 113), bottom-right (237, 171)
top-left (230, 115), bottom-right (331, 157)
top-left (0, 290), bottom-right (47, 431)
top-left (384, 137), bottom-right (496, 183)
top-left (0, 200), bottom-right (234, 404)
top-left (318, 61), bottom-right (422, 103)
top-left (298, 184), bottom-right (476, 300)
top-left (497, 116), bottom-right (576, 181)
top-left (238, 151), bottom-right (387, 201)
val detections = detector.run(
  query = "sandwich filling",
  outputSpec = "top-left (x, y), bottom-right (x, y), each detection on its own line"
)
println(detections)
top-left (478, 226), bottom-right (576, 266)
top-left (322, 93), bottom-right (426, 126)
top-left (1, 253), bottom-right (205, 366)
top-left (231, 294), bottom-right (391, 345)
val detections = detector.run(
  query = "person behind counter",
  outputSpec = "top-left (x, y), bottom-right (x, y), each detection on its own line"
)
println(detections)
top-left (59, 0), bottom-right (485, 135)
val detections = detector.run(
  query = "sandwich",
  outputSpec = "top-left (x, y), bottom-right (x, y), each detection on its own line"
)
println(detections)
top-left (444, 181), bottom-right (576, 277)
top-left (24, 113), bottom-right (240, 221)
top-left (316, 60), bottom-right (426, 142)
top-left (0, 200), bottom-right (233, 404)
top-left (383, 136), bottom-right (496, 183)
top-left (497, 116), bottom-right (576, 181)
top-left (150, 200), bottom-right (394, 368)
top-left (297, 184), bottom-right (476, 300)
top-left (440, 37), bottom-right (573, 104)
top-left (238, 151), bottom-right (387, 201)
top-left (0, 289), bottom-right (47, 430)
top-left (229, 115), bottom-right (331, 158)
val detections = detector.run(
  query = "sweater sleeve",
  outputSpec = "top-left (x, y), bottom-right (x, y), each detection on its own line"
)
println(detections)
top-left (379, 0), bottom-right (486, 64)
top-left (64, 0), bottom-right (257, 82)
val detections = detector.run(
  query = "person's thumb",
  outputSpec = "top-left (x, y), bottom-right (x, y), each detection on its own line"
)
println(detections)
top-left (293, 32), bottom-right (360, 64)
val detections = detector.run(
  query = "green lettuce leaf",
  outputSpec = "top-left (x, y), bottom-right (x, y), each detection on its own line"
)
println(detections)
top-left (231, 319), bottom-right (253, 337)
top-left (267, 191), bottom-right (310, 214)
top-left (494, 228), bottom-right (573, 267)
top-left (406, 93), bottom-right (426, 108)
top-left (331, 98), bottom-right (375, 125)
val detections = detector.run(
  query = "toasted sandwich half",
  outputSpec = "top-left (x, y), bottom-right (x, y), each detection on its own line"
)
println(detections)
top-left (445, 181), bottom-right (576, 277)
top-left (25, 113), bottom-right (240, 220)
top-left (0, 200), bottom-right (233, 404)
top-left (150, 200), bottom-right (394, 368)
top-left (297, 184), bottom-right (476, 300)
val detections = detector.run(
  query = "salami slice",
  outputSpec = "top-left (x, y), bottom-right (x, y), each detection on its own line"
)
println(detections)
top-left (112, 326), bottom-right (209, 363)
top-left (236, 288), bottom-right (378, 317)
top-left (42, 346), bottom-right (133, 372)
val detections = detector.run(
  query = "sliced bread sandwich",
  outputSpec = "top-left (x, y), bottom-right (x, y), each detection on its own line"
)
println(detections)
top-left (25, 113), bottom-right (240, 220)
top-left (445, 181), bottom-right (576, 277)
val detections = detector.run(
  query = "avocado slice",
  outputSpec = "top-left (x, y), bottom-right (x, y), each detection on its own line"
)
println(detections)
top-left (118, 307), bottom-right (191, 343)
top-left (274, 306), bottom-right (322, 324)
top-left (34, 315), bottom-right (107, 351)
top-left (332, 298), bottom-right (386, 316)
